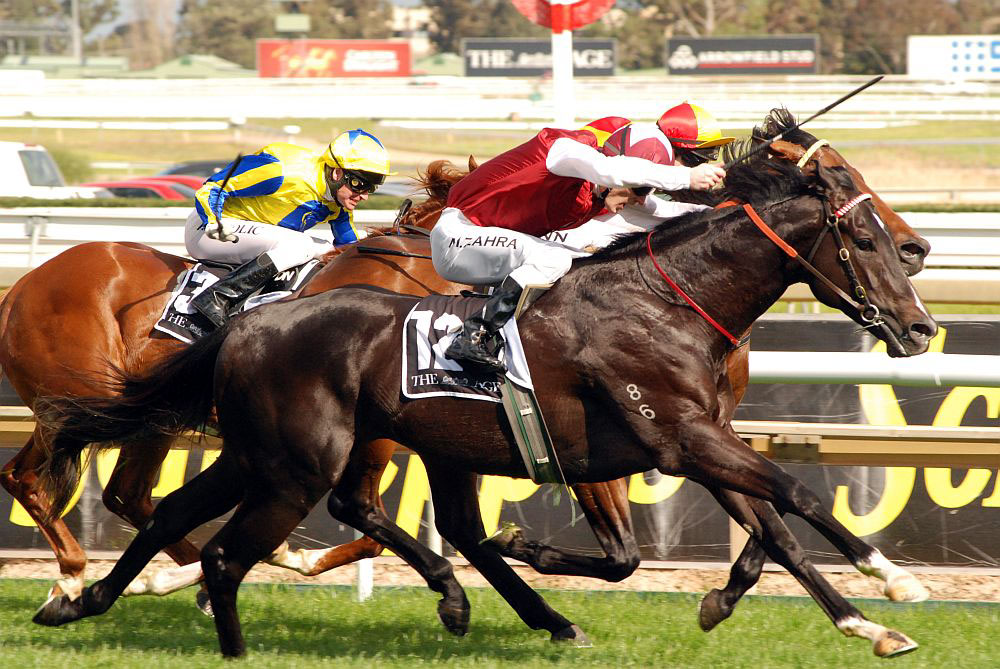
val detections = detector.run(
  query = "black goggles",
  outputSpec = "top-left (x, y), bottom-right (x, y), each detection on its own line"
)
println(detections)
top-left (342, 170), bottom-right (385, 194)
top-left (676, 147), bottom-right (719, 168)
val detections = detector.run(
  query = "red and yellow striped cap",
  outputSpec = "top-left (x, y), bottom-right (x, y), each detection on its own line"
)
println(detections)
top-left (580, 116), bottom-right (632, 148)
top-left (657, 102), bottom-right (734, 149)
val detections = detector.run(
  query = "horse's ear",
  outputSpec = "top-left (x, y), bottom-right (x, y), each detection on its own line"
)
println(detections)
top-left (813, 161), bottom-right (841, 198)
top-left (468, 155), bottom-right (479, 171)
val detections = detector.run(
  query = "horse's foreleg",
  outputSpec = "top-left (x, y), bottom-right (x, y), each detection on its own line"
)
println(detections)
top-left (669, 418), bottom-right (923, 655)
top-left (33, 455), bottom-right (244, 628)
top-left (485, 478), bottom-right (639, 582)
top-left (0, 434), bottom-right (88, 602)
top-left (424, 463), bottom-right (589, 646)
top-left (707, 489), bottom-right (917, 658)
top-left (698, 517), bottom-right (768, 631)
top-left (265, 438), bottom-right (392, 575)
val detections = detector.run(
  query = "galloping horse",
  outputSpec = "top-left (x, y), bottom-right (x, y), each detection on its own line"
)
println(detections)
top-left (1, 110), bottom-right (929, 614)
top-left (34, 155), bottom-right (935, 658)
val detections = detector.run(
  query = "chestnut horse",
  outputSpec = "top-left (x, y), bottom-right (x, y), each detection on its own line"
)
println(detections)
top-left (33, 154), bottom-right (935, 657)
top-left (0, 110), bottom-right (929, 614)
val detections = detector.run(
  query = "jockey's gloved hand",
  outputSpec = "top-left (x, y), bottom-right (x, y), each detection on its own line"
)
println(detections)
top-left (689, 164), bottom-right (726, 190)
top-left (208, 188), bottom-right (230, 221)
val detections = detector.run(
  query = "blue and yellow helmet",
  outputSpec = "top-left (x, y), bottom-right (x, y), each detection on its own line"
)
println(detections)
top-left (325, 129), bottom-right (395, 177)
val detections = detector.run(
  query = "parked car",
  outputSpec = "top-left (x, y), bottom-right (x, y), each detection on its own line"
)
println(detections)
top-left (0, 141), bottom-right (105, 199)
top-left (143, 174), bottom-right (206, 190)
top-left (158, 159), bottom-right (231, 179)
top-left (80, 179), bottom-right (195, 201)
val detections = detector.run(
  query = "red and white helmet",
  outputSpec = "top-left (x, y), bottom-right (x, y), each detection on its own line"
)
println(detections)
top-left (601, 123), bottom-right (674, 166)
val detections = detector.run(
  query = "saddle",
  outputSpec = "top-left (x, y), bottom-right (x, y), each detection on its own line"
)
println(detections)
top-left (153, 259), bottom-right (322, 343)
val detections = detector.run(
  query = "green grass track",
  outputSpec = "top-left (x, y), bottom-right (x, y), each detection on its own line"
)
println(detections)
top-left (1, 581), bottom-right (997, 668)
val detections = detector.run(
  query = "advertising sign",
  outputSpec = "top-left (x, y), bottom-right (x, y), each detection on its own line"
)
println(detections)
top-left (1, 316), bottom-right (997, 568)
top-left (666, 35), bottom-right (818, 76)
top-left (908, 35), bottom-right (1000, 79)
top-left (462, 38), bottom-right (615, 77)
top-left (256, 39), bottom-right (411, 78)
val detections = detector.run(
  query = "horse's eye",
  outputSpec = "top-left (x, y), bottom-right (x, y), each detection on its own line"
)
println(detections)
top-left (855, 238), bottom-right (875, 252)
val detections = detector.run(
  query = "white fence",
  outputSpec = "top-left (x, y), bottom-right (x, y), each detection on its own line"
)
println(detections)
top-left (2, 75), bottom-right (999, 125)
top-left (0, 207), bottom-right (996, 303)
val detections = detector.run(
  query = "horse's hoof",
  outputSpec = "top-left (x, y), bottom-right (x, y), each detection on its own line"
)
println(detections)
top-left (873, 630), bottom-right (919, 658)
top-left (437, 602), bottom-right (470, 636)
top-left (884, 575), bottom-right (930, 603)
top-left (481, 521), bottom-right (523, 550)
top-left (32, 593), bottom-right (81, 627)
top-left (698, 589), bottom-right (732, 632)
top-left (196, 588), bottom-right (214, 617)
top-left (551, 624), bottom-right (592, 647)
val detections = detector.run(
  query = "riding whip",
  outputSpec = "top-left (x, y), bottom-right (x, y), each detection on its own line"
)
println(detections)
top-left (723, 75), bottom-right (885, 170)
top-left (206, 153), bottom-right (242, 243)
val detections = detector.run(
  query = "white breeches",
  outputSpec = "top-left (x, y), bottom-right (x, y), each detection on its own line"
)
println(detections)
top-left (430, 208), bottom-right (588, 288)
top-left (184, 210), bottom-right (333, 272)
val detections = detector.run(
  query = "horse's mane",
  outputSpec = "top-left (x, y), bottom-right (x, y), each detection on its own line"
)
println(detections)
top-left (589, 155), bottom-right (810, 260)
top-left (400, 158), bottom-right (474, 229)
top-left (721, 107), bottom-right (819, 166)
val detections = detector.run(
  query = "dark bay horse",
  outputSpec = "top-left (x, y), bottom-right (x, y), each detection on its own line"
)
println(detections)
top-left (33, 156), bottom-right (936, 657)
top-left (1, 112), bottom-right (930, 613)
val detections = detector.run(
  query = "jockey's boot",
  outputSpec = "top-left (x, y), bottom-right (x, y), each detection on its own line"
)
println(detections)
top-left (445, 277), bottom-right (523, 374)
top-left (190, 253), bottom-right (279, 329)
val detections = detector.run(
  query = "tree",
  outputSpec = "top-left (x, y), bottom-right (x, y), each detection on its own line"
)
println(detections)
top-left (425, 0), bottom-right (486, 54)
top-left (304, 0), bottom-right (394, 39)
top-left (0, 0), bottom-right (119, 57)
top-left (175, 0), bottom-right (278, 69)
top-left (841, 0), bottom-right (963, 73)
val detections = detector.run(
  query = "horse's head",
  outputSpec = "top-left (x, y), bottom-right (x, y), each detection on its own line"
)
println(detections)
top-left (803, 162), bottom-right (936, 357)
top-left (759, 109), bottom-right (930, 276)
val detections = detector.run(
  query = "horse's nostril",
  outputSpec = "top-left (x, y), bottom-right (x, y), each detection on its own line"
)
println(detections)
top-left (908, 321), bottom-right (936, 341)
top-left (900, 242), bottom-right (927, 260)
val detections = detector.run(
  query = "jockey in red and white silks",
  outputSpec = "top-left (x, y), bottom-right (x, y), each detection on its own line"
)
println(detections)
top-left (432, 117), bottom-right (731, 373)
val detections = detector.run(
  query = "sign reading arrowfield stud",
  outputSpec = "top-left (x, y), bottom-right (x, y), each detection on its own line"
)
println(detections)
top-left (462, 38), bottom-right (615, 77)
top-left (667, 35), bottom-right (818, 76)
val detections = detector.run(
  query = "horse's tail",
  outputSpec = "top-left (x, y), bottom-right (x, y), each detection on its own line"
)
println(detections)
top-left (35, 326), bottom-right (228, 521)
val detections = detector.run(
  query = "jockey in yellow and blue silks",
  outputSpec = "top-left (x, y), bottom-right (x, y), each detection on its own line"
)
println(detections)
top-left (185, 128), bottom-right (394, 329)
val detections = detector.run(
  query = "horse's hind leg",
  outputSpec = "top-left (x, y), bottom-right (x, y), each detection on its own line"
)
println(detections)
top-left (265, 438), bottom-right (392, 575)
top-left (424, 462), bottom-right (589, 646)
top-left (202, 485), bottom-right (327, 658)
top-left (327, 454), bottom-right (470, 637)
top-left (101, 437), bottom-right (202, 567)
top-left (1, 433), bottom-right (88, 603)
top-left (706, 488), bottom-right (917, 658)
top-left (32, 454), bottom-right (244, 627)
top-left (485, 478), bottom-right (639, 582)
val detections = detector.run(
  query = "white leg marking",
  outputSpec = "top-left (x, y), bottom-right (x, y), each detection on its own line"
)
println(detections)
top-left (857, 549), bottom-right (929, 602)
top-left (265, 541), bottom-right (326, 576)
top-left (54, 573), bottom-right (84, 601)
top-left (122, 562), bottom-right (203, 597)
top-left (838, 615), bottom-right (919, 658)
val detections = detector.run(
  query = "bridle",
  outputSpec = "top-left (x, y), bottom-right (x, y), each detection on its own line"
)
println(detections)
top-left (645, 187), bottom-right (908, 355)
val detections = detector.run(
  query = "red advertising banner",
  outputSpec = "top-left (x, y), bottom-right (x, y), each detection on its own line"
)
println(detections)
top-left (256, 39), bottom-right (411, 78)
